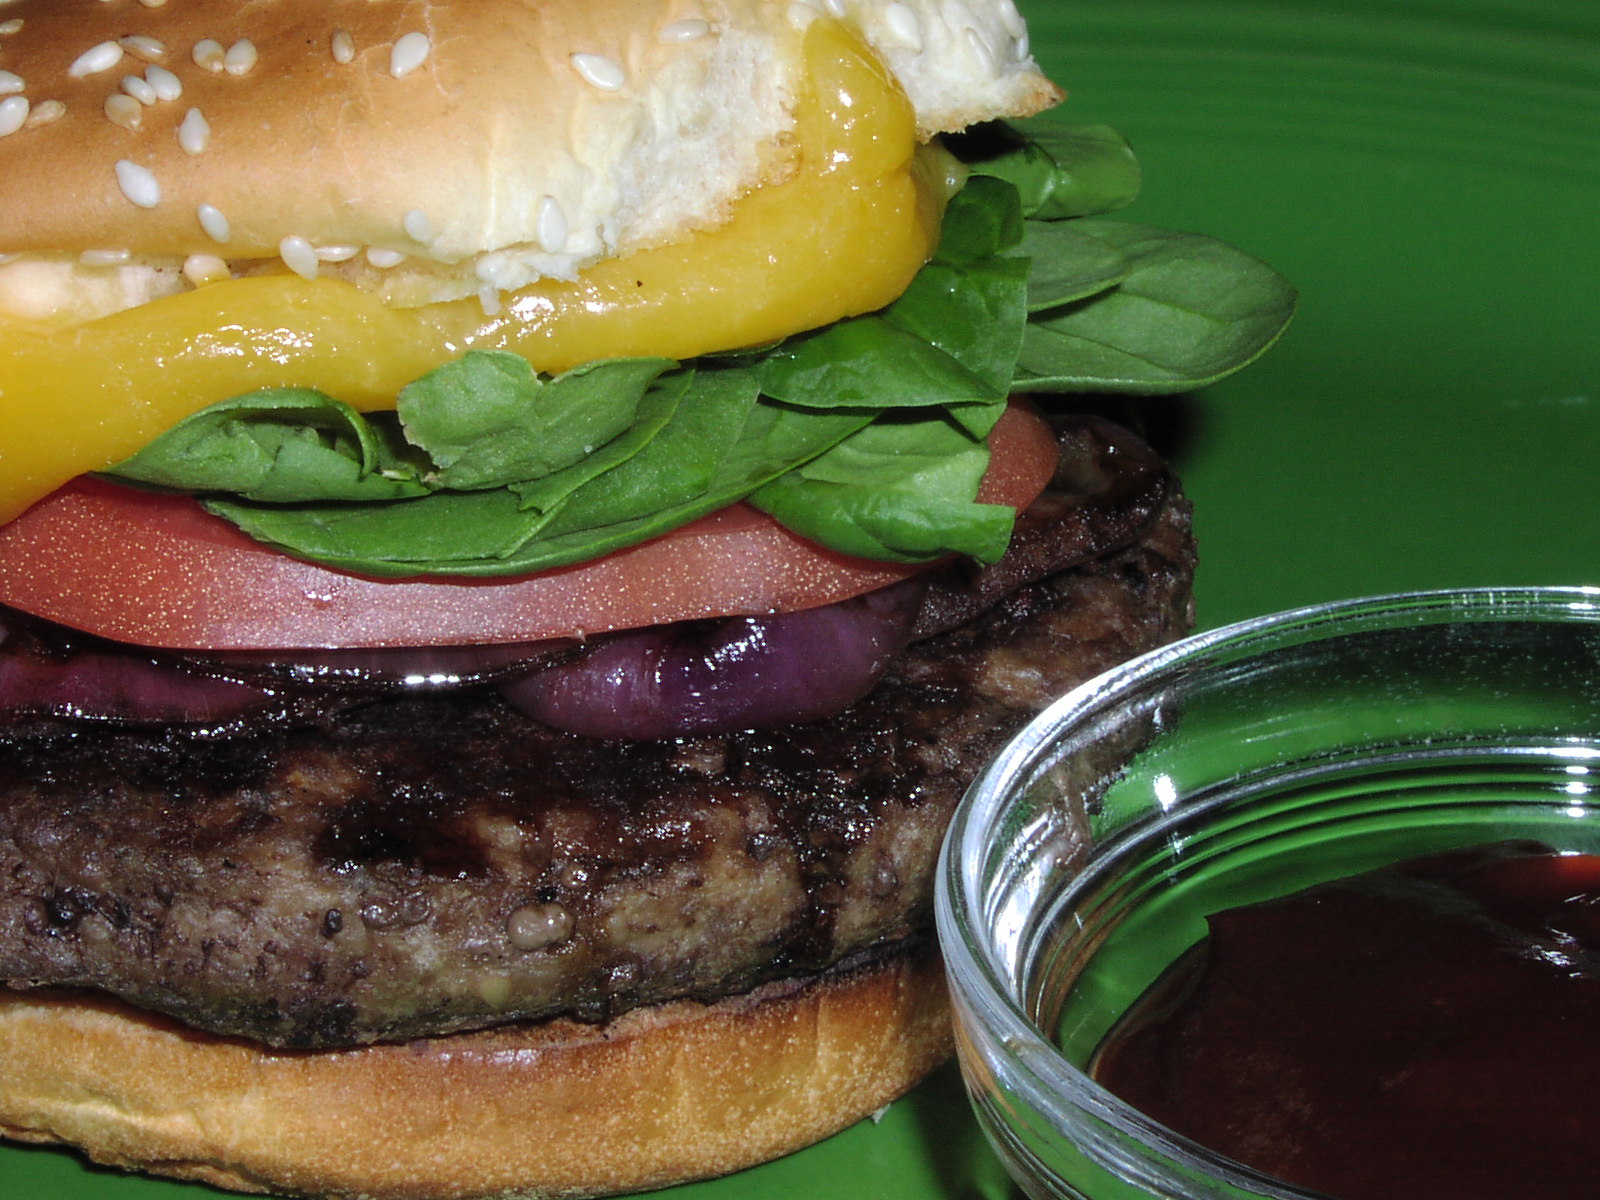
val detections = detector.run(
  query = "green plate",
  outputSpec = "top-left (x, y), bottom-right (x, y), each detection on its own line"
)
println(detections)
top-left (11, 1), bottom-right (1600, 1197)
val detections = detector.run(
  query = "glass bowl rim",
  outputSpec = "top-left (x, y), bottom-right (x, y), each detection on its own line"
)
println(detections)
top-left (934, 584), bottom-right (1600, 1195)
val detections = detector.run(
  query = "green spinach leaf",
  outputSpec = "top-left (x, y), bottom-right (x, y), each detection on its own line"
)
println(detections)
top-left (963, 119), bottom-right (1142, 220)
top-left (111, 389), bottom-right (427, 503)
top-left (1018, 219), bottom-right (1131, 312)
top-left (750, 411), bottom-right (1011, 564)
top-left (398, 352), bottom-right (674, 491)
top-left (1014, 221), bottom-right (1298, 393)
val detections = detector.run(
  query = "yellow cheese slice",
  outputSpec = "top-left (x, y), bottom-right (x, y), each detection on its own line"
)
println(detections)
top-left (0, 21), bottom-right (943, 524)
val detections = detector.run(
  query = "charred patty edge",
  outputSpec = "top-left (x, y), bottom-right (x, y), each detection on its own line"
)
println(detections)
top-left (0, 419), bottom-right (1196, 1047)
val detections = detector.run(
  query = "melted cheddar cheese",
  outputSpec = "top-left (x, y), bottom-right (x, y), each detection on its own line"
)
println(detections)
top-left (0, 21), bottom-right (944, 524)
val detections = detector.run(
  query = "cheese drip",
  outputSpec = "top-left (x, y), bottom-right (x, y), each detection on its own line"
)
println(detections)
top-left (0, 21), bottom-right (942, 525)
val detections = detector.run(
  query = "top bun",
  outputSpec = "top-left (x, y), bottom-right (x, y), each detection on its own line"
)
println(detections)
top-left (0, 0), bottom-right (1059, 278)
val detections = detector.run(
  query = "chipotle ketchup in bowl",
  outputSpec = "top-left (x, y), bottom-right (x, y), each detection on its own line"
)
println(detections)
top-left (936, 588), bottom-right (1600, 1200)
top-left (1093, 840), bottom-right (1600, 1200)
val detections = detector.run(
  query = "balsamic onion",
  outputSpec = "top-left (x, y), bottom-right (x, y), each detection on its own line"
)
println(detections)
top-left (498, 577), bottom-right (928, 740)
top-left (0, 581), bottom-right (927, 737)
top-left (0, 615), bottom-right (272, 725)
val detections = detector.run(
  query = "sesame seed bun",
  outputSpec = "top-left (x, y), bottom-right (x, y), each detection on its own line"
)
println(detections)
top-left (0, 944), bottom-right (951, 1200)
top-left (0, 4), bottom-right (1063, 1196)
top-left (0, 0), bottom-right (1058, 274)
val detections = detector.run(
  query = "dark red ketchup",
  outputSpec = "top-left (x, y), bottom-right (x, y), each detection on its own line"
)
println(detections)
top-left (1092, 841), bottom-right (1600, 1200)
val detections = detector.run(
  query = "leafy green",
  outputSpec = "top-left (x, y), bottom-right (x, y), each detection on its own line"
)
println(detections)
top-left (961, 119), bottom-right (1142, 220)
top-left (1018, 220), bottom-right (1131, 313)
top-left (749, 410), bottom-right (1009, 564)
top-left (113, 389), bottom-right (429, 503)
top-left (753, 313), bottom-right (999, 413)
top-left (754, 174), bottom-right (1027, 429)
top-left (875, 176), bottom-right (1032, 425)
top-left (397, 353), bottom-right (674, 491)
top-left (211, 367), bottom-right (886, 577)
top-left (507, 365), bottom-right (691, 520)
top-left (104, 115), bottom-right (1295, 577)
top-left (1013, 221), bottom-right (1299, 394)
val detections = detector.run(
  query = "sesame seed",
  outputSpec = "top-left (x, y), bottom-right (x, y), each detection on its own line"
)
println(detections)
top-left (402, 208), bottom-right (433, 244)
top-left (963, 26), bottom-right (995, 72)
top-left (197, 203), bottom-right (230, 243)
top-left (1012, 29), bottom-right (1030, 61)
top-left (821, 0), bottom-right (849, 17)
top-left (884, 3), bottom-right (924, 52)
top-left (182, 253), bottom-right (229, 286)
top-left (475, 250), bottom-right (512, 288)
top-left (104, 93), bottom-right (143, 130)
top-left (279, 235), bottom-right (319, 281)
top-left (119, 35), bottom-right (166, 62)
top-left (177, 106), bottom-right (209, 154)
top-left (192, 39), bottom-right (225, 72)
top-left (315, 244), bottom-right (359, 262)
top-left (0, 70), bottom-right (22, 96)
top-left (114, 159), bottom-right (161, 208)
top-left (390, 31), bottom-right (430, 78)
top-left (25, 99), bottom-right (64, 128)
top-left (223, 39), bottom-right (258, 76)
top-left (70, 40), bottom-right (125, 78)
top-left (331, 29), bottom-right (354, 64)
top-left (570, 52), bottom-right (625, 92)
top-left (658, 18), bottom-right (711, 43)
top-left (536, 196), bottom-right (568, 254)
top-left (478, 284), bottom-right (502, 317)
top-left (79, 248), bottom-right (131, 266)
top-left (138, 0), bottom-right (169, 8)
top-left (0, 18), bottom-right (21, 35)
top-left (0, 94), bottom-right (27, 137)
top-left (996, 0), bottom-right (1027, 39)
top-left (366, 247), bottom-right (405, 269)
top-left (145, 63), bottom-right (182, 100)
top-left (786, 2), bottom-right (821, 31)
top-left (122, 73), bottom-right (158, 105)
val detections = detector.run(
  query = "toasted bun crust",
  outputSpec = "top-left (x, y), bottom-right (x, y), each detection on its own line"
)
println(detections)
top-left (0, 0), bottom-right (1057, 270)
top-left (0, 946), bottom-right (952, 1199)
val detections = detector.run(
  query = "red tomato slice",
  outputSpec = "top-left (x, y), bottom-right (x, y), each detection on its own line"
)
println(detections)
top-left (0, 400), bottom-right (1058, 650)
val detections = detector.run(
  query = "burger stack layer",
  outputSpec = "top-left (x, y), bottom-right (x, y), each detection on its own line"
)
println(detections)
top-left (0, 1), bottom-right (1293, 1197)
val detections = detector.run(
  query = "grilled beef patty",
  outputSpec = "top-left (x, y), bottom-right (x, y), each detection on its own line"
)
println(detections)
top-left (0, 417), bottom-right (1194, 1048)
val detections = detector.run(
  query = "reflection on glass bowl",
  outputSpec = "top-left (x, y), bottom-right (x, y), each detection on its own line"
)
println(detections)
top-left (936, 587), bottom-right (1600, 1200)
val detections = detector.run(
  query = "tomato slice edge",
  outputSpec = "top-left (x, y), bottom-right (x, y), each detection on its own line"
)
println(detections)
top-left (0, 400), bottom-right (1059, 650)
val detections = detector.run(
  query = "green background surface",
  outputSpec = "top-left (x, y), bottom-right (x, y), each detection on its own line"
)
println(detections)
top-left (11, 1), bottom-right (1600, 1197)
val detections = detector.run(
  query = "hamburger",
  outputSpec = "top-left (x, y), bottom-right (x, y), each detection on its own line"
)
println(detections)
top-left (0, 1), bottom-right (1293, 1196)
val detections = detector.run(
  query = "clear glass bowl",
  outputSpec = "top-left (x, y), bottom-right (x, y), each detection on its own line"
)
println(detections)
top-left (935, 587), bottom-right (1600, 1200)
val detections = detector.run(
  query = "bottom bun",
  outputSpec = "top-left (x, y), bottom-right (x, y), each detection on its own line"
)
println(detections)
top-left (0, 943), bottom-right (952, 1200)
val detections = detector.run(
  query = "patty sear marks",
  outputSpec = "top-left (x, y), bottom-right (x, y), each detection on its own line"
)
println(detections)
top-left (0, 417), bottom-right (1195, 1047)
